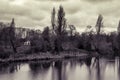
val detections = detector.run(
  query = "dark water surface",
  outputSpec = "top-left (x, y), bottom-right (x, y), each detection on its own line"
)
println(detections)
top-left (0, 57), bottom-right (120, 80)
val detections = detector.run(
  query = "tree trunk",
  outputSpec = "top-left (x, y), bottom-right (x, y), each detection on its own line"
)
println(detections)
top-left (10, 39), bottom-right (17, 53)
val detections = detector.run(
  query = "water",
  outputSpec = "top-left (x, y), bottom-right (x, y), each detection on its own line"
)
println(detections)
top-left (0, 57), bottom-right (120, 80)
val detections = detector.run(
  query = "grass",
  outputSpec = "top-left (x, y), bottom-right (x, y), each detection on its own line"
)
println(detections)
top-left (0, 50), bottom-right (89, 63)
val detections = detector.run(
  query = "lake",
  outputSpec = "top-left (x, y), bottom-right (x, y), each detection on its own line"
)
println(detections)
top-left (0, 57), bottom-right (120, 80)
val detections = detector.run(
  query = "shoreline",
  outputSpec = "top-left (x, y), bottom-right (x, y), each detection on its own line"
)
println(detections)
top-left (0, 49), bottom-right (115, 63)
top-left (0, 51), bottom-right (91, 63)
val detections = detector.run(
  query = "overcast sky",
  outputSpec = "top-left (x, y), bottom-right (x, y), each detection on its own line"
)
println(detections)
top-left (0, 0), bottom-right (120, 32)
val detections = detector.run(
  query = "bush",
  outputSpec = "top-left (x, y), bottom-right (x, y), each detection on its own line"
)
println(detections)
top-left (0, 52), bottom-right (12, 59)
top-left (0, 46), bottom-right (14, 59)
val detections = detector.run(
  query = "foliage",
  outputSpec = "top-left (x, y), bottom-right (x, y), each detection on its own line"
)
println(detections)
top-left (0, 6), bottom-right (120, 58)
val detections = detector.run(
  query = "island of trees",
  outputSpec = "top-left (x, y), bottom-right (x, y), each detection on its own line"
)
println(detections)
top-left (0, 6), bottom-right (120, 62)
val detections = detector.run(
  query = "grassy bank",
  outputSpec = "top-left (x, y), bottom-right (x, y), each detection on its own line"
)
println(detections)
top-left (0, 50), bottom-right (91, 63)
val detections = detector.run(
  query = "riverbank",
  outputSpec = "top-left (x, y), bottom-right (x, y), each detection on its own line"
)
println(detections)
top-left (0, 50), bottom-right (92, 63)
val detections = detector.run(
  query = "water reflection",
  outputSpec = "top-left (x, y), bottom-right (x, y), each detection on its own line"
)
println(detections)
top-left (0, 57), bottom-right (120, 80)
top-left (29, 62), bottom-right (52, 80)
top-left (0, 63), bottom-right (20, 74)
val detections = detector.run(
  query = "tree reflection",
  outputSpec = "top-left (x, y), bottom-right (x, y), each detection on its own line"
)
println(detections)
top-left (51, 61), bottom-right (68, 80)
top-left (54, 61), bottom-right (63, 80)
top-left (118, 59), bottom-right (120, 80)
top-left (29, 62), bottom-right (51, 74)
top-left (0, 57), bottom-right (119, 80)
top-left (83, 57), bottom-right (101, 80)
top-left (84, 57), bottom-right (92, 67)
top-left (84, 57), bottom-right (92, 80)
top-left (116, 57), bottom-right (120, 80)
top-left (96, 57), bottom-right (101, 80)
top-left (0, 63), bottom-right (20, 74)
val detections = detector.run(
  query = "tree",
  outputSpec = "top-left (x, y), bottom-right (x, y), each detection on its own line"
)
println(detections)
top-left (9, 18), bottom-right (17, 53)
top-left (42, 27), bottom-right (50, 42)
top-left (42, 27), bottom-right (51, 52)
top-left (57, 5), bottom-right (66, 36)
top-left (0, 27), bottom-right (10, 47)
top-left (69, 25), bottom-right (76, 38)
top-left (117, 21), bottom-right (120, 34)
top-left (94, 15), bottom-right (104, 52)
top-left (54, 6), bottom-right (67, 52)
top-left (95, 14), bottom-right (103, 35)
top-left (51, 7), bottom-right (56, 31)
top-left (117, 21), bottom-right (120, 55)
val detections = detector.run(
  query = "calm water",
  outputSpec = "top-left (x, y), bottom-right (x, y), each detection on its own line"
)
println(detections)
top-left (0, 57), bottom-right (120, 80)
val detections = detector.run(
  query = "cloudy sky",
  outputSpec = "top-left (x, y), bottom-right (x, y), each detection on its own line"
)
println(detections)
top-left (0, 0), bottom-right (120, 32)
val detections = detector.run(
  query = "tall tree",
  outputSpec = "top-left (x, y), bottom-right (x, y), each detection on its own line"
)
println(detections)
top-left (53, 6), bottom-right (67, 52)
top-left (94, 15), bottom-right (104, 53)
top-left (51, 7), bottom-right (56, 31)
top-left (9, 18), bottom-right (17, 53)
top-left (117, 21), bottom-right (120, 33)
top-left (57, 5), bottom-right (66, 36)
top-left (117, 21), bottom-right (120, 55)
top-left (95, 14), bottom-right (103, 35)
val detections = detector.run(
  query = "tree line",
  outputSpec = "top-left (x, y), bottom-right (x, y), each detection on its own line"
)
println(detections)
top-left (0, 6), bottom-right (120, 59)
